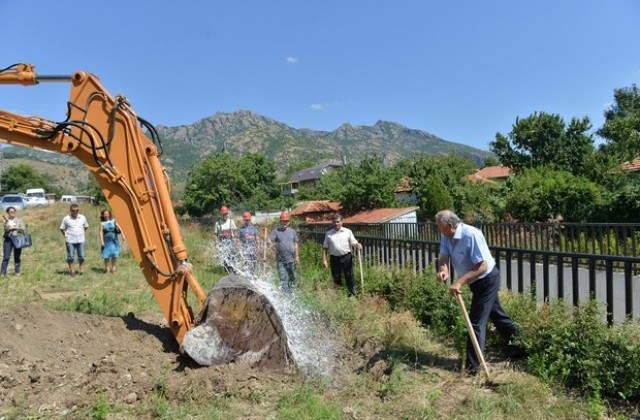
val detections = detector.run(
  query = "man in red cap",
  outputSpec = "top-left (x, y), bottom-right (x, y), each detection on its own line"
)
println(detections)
top-left (237, 211), bottom-right (258, 273)
top-left (214, 205), bottom-right (237, 273)
top-left (268, 212), bottom-right (299, 294)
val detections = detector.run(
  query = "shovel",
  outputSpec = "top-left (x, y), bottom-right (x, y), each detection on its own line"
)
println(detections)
top-left (455, 292), bottom-right (492, 382)
top-left (357, 248), bottom-right (364, 294)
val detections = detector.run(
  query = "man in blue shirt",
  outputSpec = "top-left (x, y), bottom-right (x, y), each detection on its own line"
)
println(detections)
top-left (435, 209), bottom-right (522, 375)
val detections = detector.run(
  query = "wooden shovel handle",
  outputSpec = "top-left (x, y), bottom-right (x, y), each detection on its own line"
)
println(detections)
top-left (455, 292), bottom-right (491, 381)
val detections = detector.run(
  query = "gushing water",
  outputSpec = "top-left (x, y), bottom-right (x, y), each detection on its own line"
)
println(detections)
top-left (209, 240), bottom-right (339, 376)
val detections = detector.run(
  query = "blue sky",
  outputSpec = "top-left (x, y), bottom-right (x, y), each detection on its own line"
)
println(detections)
top-left (1, 0), bottom-right (639, 152)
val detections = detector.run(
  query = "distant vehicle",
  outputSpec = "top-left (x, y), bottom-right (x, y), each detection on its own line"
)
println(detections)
top-left (60, 195), bottom-right (77, 203)
top-left (19, 193), bottom-right (39, 208)
top-left (25, 188), bottom-right (49, 207)
top-left (0, 194), bottom-right (26, 211)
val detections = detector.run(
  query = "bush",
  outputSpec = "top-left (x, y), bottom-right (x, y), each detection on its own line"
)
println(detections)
top-left (513, 297), bottom-right (640, 400)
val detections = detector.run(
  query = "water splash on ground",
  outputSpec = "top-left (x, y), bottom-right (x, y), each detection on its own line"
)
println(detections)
top-left (208, 240), bottom-right (339, 377)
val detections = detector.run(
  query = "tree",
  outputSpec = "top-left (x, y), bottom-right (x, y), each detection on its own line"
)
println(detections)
top-left (313, 155), bottom-right (399, 213)
top-left (182, 153), bottom-right (279, 216)
top-left (409, 154), bottom-right (495, 221)
top-left (490, 112), bottom-right (595, 176)
top-left (1, 164), bottom-right (60, 195)
top-left (597, 84), bottom-right (640, 162)
top-left (504, 167), bottom-right (602, 222)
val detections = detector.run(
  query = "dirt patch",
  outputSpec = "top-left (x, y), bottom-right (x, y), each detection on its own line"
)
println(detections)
top-left (0, 305), bottom-right (320, 416)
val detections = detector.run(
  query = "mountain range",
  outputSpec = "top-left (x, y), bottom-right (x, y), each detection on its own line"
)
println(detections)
top-left (3, 110), bottom-right (492, 192)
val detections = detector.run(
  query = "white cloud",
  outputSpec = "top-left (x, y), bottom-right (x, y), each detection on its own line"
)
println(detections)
top-left (286, 56), bottom-right (299, 64)
top-left (310, 102), bottom-right (339, 111)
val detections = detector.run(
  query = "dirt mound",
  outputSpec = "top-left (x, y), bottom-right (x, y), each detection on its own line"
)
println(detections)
top-left (0, 305), bottom-right (312, 417)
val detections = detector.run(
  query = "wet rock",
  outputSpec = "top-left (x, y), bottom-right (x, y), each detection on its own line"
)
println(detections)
top-left (182, 276), bottom-right (294, 369)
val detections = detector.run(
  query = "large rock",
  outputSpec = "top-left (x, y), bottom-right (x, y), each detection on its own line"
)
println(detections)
top-left (181, 276), bottom-right (294, 369)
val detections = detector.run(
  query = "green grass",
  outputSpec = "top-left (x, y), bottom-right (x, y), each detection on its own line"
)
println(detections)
top-left (0, 206), bottom-right (633, 419)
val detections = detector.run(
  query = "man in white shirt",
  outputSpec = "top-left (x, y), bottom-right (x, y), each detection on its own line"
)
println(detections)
top-left (60, 204), bottom-right (89, 275)
top-left (322, 213), bottom-right (362, 297)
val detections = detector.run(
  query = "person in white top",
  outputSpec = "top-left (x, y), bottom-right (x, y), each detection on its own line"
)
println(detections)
top-left (322, 213), bottom-right (361, 297)
top-left (60, 203), bottom-right (89, 275)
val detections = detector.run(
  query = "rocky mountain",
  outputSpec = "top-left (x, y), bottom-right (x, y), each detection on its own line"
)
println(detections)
top-left (3, 110), bottom-right (492, 190)
top-left (155, 110), bottom-right (492, 182)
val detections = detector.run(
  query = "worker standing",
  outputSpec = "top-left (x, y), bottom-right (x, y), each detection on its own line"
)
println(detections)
top-left (237, 211), bottom-right (258, 273)
top-left (322, 213), bottom-right (361, 297)
top-left (214, 206), bottom-right (237, 274)
top-left (268, 212), bottom-right (299, 294)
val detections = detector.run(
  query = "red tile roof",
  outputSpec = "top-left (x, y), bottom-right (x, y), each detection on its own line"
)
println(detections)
top-left (341, 207), bottom-right (419, 224)
top-left (467, 165), bottom-right (511, 182)
top-left (292, 201), bottom-right (418, 224)
top-left (621, 158), bottom-right (640, 172)
top-left (291, 200), bottom-right (342, 216)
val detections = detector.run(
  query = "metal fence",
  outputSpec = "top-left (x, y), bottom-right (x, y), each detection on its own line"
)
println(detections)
top-left (298, 222), bottom-right (640, 324)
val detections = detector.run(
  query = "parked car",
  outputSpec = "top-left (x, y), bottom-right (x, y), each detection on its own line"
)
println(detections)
top-left (0, 194), bottom-right (27, 211)
top-left (25, 188), bottom-right (49, 207)
top-left (19, 193), bottom-right (39, 208)
top-left (60, 195), bottom-right (78, 204)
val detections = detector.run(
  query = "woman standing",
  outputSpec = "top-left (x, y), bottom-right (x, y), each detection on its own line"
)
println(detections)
top-left (2, 206), bottom-right (25, 276)
top-left (99, 210), bottom-right (123, 273)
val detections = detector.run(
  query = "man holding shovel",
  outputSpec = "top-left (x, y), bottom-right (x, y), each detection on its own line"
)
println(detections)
top-left (435, 210), bottom-right (524, 376)
top-left (322, 213), bottom-right (362, 297)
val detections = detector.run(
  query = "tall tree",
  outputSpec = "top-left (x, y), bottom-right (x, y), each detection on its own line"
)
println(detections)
top-left (312, 155), bottom-right (399, 212)
top-left (409, 154), bottom-right (494, 221)
top-left (490, 112), bottom-right (595, 176)
top-left (1, 164), bottom-right (60, 195)
top-left (504, 167), bottom-right (602, 222)
top-left (597, 84), bottom-right (640, 162)
top-left (183, 153), bottom-right (279, 216)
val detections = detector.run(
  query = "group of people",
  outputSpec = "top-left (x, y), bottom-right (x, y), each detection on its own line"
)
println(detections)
top-left (1, 203), bottom-right (123, 277)
top-left (213, 206), bottom-right (300, 293)
top-left (214, 207), bottom-right (362, 297)
top-left (215, 206), bottom-right (524, 375)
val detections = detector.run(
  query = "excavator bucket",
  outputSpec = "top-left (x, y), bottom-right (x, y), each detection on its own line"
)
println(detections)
top-left (181, 275), bottom-right (295, 368)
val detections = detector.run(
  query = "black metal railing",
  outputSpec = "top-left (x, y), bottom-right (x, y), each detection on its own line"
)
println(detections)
top-left (299, 222), bottom-right (640, 324)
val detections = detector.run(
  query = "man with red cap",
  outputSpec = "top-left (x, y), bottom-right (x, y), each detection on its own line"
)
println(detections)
top-left (237, 211), bottom-right (258, 273)
top-left (268, 212), bottom-right (299, 294)
top-left (214, 205), bottom-right (237, 273)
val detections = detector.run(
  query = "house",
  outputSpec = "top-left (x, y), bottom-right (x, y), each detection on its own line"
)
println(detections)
top-left (291, 199), bottom-right (418, 226)
top-left (466, 165), bottom-right (511, 184)
top-left (341, 207), bottom-right (419, 224)
top-left (280, 160), bottom-right (343, 195)
top-left (621, 157), bottom-right (640, 173)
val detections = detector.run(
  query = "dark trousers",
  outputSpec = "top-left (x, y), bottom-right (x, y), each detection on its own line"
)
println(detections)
top-left (1, 239), bottom-right (22, 274)
top-left (466, 267), bottom-right (519, 370)
top-left (330, 253), bottom-right (355, 296)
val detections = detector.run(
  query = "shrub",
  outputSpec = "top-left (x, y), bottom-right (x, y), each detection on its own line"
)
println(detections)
top-left (515, 297), bottom-right (640, 400)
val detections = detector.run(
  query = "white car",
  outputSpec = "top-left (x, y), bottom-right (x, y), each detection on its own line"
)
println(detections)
top-left (19, 193), bottom-right (39, 208)
top-left (25, 191), bottom-right (49, 207)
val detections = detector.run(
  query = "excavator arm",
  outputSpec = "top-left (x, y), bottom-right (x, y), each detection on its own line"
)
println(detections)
top-left (0, 63), bottom-right (206, 344)
top-left (0, 63), bottom-right (294, 368)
